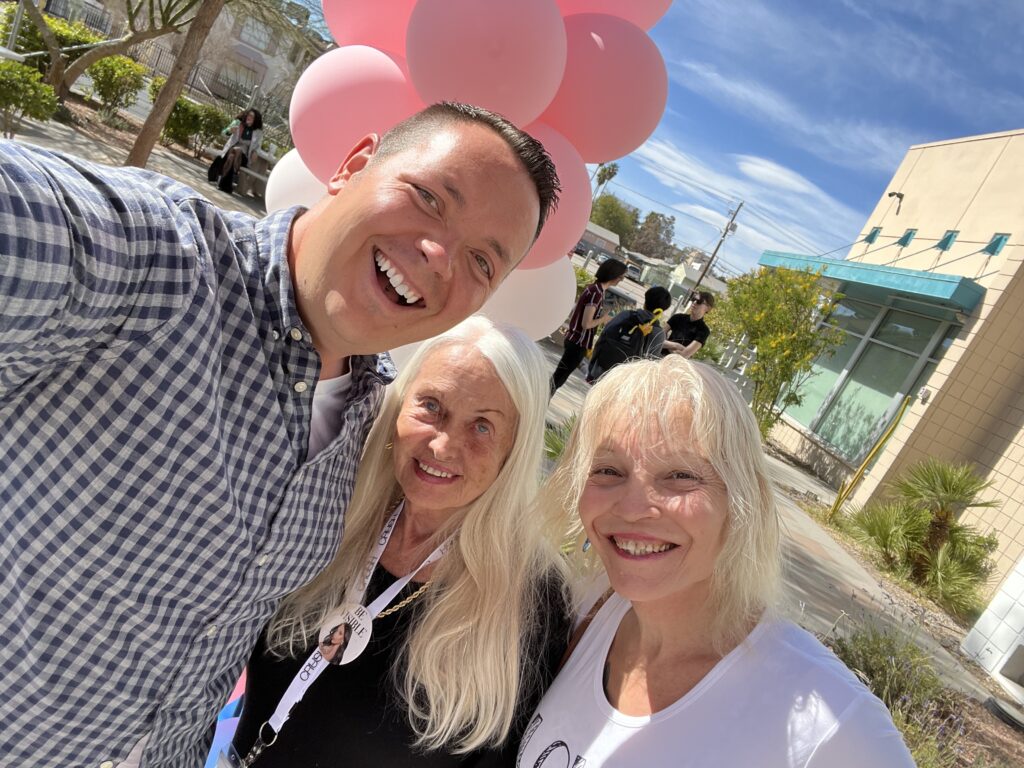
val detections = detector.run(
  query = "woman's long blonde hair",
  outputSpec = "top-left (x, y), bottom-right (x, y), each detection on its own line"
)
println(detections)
top-left (540, 355), bottom-right (781, 653)
top-left (267, 316), bottom-right (568, 752)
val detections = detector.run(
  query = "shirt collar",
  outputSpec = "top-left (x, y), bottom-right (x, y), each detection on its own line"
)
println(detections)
top-left (255, 206), bottom-right (396, 387)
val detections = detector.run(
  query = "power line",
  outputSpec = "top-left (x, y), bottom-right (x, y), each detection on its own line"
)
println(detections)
top-left (604, 180), bottom-right (730, 230)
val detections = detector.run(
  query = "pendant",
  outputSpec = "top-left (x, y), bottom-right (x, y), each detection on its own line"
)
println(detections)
top-left (317, 603), bottom-right (373, 665)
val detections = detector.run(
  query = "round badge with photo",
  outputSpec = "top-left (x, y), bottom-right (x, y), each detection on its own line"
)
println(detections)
top-left (317, 603), bottom-right (372, 666)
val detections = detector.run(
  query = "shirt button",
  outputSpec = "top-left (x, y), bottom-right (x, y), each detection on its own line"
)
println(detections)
top-left (289, 327), bottom-right (303, 341)
top-left (294, 381), bottom-right (309, 393)
top-left (256, 553), bottom-right (270, 567)
top-left (272, 329), bottom-right (280, 340)
top-left (206, 624), bottom-right (218, 638)
top-left (100, 762), bottom-right (114, 768)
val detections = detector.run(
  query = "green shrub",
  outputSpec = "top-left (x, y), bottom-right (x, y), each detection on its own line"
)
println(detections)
top-left (0, 61), bottom-right (58, 138)
top-left (825, 622), bottom-right (965, 767)
top-left (573, 266), bottom-right (592, 300)
top-left (86, 55), bottom-right (147, 120)
top-left (0, 6), bottom-right (104, 76)
top-left (162, 98), bottom-right (201, 147)
top-left (194, 103), bottom-right (230, 157)
top-left (148, 75), bottom-right (167, 103)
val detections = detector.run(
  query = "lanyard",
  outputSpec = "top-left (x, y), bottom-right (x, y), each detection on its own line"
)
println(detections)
top-left (263, 500), bottom-right (452, 735)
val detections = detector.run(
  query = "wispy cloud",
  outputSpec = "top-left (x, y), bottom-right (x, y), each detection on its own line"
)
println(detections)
top-left (629, 137), bottom-right (870, 272)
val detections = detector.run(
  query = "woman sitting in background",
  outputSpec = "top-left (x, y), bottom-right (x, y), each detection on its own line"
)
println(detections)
top-left (519, 356), bottom-right (914, 767)
top-left (229, 316), bottom-right (571, 767)
top-left (208, 108), bottom-right (263, 194)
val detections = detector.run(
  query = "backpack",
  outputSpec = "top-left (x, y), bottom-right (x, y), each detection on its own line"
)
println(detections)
top-left (587, 308), bottom-right (663, 382)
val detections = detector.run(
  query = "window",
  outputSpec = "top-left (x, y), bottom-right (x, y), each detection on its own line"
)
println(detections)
top-left (289, 41), bottom-right (304, 64)
top-left (936, 230), bottom-right (958, 251)
top-left (239, 18), bottom-right (273, 52)
top-left (864, 227), bottom-right (882, 244)
top-left (984, 233), bottom-right (1010, 256)
top-left (784, 301), bottom-right (955, 463)
top-left (896, 229), bottom-right (917, 247)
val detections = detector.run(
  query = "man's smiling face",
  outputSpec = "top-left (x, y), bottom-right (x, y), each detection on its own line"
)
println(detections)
top-left (289, 122), bottom-right (540, 363)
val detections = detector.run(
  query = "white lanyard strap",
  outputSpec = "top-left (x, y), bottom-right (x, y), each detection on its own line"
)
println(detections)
top-left (264, 500), bottom-right (453, 735)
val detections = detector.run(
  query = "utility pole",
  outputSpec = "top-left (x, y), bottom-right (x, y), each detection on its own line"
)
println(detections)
top-left (673, 201), bottom-right (743, 313)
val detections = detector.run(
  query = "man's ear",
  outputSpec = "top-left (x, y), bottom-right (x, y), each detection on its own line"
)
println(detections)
top-left (326, 133), bottom-right (381, 194)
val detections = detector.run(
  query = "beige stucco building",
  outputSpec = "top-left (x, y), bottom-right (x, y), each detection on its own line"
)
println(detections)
top-left (759, 127), bottom-right (1024, 699)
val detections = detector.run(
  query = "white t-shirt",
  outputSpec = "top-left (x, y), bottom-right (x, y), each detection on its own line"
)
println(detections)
top-left (517, 593), bottom-right (915, 768)
top-left (307, 372), bottom-right (353, 458)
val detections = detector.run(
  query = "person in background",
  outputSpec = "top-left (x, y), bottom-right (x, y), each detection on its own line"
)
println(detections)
top-left (586, 285), bottom-right (672, 382)
top-left (211, 107), bottom-right (264, 194)
top-left (662, 290), bottom-right (714, 358)
top-left (230, 316), bottom-right (571, 767)
top-left (0, 101), bottom-right (558, 767)
top-left (550, 258), bottom-right (627, 394)
top-left (519, 357), bottom-right (915, 767)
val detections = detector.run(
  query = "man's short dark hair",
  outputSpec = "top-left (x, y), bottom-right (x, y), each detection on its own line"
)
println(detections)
top-left (644, 286), bottom-right (672, 312)
top-left (375, 102), bottom-right (560, 242)
top-left (594, 258), bottom-right (627, 284)
top-left (695, 290), bottom-right (715, 309)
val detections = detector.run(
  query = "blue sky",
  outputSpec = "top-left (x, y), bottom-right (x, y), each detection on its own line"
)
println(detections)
top-left (609, 0), bottom-right (1024, 274)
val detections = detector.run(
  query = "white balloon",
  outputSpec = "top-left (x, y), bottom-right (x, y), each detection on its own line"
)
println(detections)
top-left (481, 256), bottom-right (576, 340)
top-left (265, 149), bottom-right (328, 214)
top-left (385, 257), bottom-right (575, 373)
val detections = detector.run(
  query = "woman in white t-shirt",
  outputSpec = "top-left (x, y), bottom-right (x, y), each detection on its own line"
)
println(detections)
top-left (519, 356), bottom-right (915, 768)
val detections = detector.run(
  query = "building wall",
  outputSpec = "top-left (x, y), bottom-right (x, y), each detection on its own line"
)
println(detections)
top-left (846, 129), bottom-right (1024, 589)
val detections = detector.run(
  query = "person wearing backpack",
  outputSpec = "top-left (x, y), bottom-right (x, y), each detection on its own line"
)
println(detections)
top-left (586, 286), bottom-right (673, 383)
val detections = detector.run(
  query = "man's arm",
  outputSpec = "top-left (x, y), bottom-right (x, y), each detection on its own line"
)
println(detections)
top-left (661, 339), bottom-right (703, 358)
top-left (0, 142), bottom-right (195, 387)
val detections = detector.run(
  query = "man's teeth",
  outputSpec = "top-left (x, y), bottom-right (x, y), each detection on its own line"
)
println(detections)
top-left (418, 461), bottom-right (453, 478)
top-left (375, 251), bottom-right (421, 304)
top-left (613, 538), bottom-right (674, 556)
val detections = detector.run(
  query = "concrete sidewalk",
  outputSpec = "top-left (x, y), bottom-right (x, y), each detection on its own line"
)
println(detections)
top-left (543, 338), bottom-right (991, 700)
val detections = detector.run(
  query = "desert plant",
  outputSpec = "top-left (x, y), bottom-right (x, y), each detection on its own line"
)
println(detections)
top-left (891, 458), bottom-right (998, 580)
top-left (0, 61), bottom-right (57, 138)
top-left (849, 501), bottom-right (929, 572)
top-left (86, 55), bottom-right (147, 121)
top-left (544, 415), bottom-right (577, 462)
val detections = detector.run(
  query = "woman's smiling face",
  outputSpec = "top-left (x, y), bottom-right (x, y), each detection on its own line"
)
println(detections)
top-left (579, 419), bottom-right (730, 606)
top-left (392, 345), bottom-right (517, 521)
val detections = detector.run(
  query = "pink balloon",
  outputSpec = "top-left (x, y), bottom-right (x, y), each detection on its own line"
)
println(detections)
top-left (290, 47), bottom-right (424, 183)
top-left (554, 0), bottom-right (672, 29)
top-left (539, 14), bottom-right (667, 163)
top-left (323, 0), bottom-right (417, 56)
top-left (519, 123), bottom-right (591, 270)
top-left (406, 0), bottom-right (567, 126)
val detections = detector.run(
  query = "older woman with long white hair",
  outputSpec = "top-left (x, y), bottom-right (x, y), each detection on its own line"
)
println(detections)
top-left (228, 316), bottom-right (570, 767)
top-left (518, 356), bottom-right (914, 767)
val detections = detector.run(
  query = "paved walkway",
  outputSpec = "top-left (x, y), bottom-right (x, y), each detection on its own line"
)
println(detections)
top-left (544, 338), bottom-right (992, 700)
top-left (14, 114), bottom-right (993, 702)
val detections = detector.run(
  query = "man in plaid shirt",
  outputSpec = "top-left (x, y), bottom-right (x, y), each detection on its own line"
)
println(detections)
top-left (0, 102), bottom-right (558, 767)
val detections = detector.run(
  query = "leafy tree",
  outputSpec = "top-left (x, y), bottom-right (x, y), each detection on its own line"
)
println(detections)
top-left (589, 193), bottom-right (638, 245)
top-left (712, 266), bottom-right (843, 437)
top-left (0, 60), bottom-right (57, 138)
top-left (628, 211), bottom-right (676, 261)
top-left (86, 55), bottom-right (147, 121)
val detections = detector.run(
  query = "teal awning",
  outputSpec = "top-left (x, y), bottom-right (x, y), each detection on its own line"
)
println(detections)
top-left (757, 251), bottom-right (985, 313)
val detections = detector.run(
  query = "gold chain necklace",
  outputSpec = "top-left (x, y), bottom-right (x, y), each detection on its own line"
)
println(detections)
top-left (376, 579), bottom-right (432, 619)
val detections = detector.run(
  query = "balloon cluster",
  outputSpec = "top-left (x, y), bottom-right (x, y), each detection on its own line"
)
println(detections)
top-left (266, 0), bottom-right (670, 341)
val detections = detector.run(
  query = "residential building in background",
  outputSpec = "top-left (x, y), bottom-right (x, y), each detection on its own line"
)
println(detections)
top-left (757, 128), bottom-right (1024, 703)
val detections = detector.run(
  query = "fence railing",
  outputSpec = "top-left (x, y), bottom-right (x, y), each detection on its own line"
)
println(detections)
top-left (712, 335), bottom-right (756, 403)
top-left (43, 0), bottom-right (115, 36)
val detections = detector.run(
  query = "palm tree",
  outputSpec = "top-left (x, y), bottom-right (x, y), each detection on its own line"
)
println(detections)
top-left (891, 458), bottom-right (998, 580)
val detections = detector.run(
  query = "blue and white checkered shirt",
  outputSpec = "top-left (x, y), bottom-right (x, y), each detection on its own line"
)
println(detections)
top-left (0, 142), bottom-right (394, 767)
